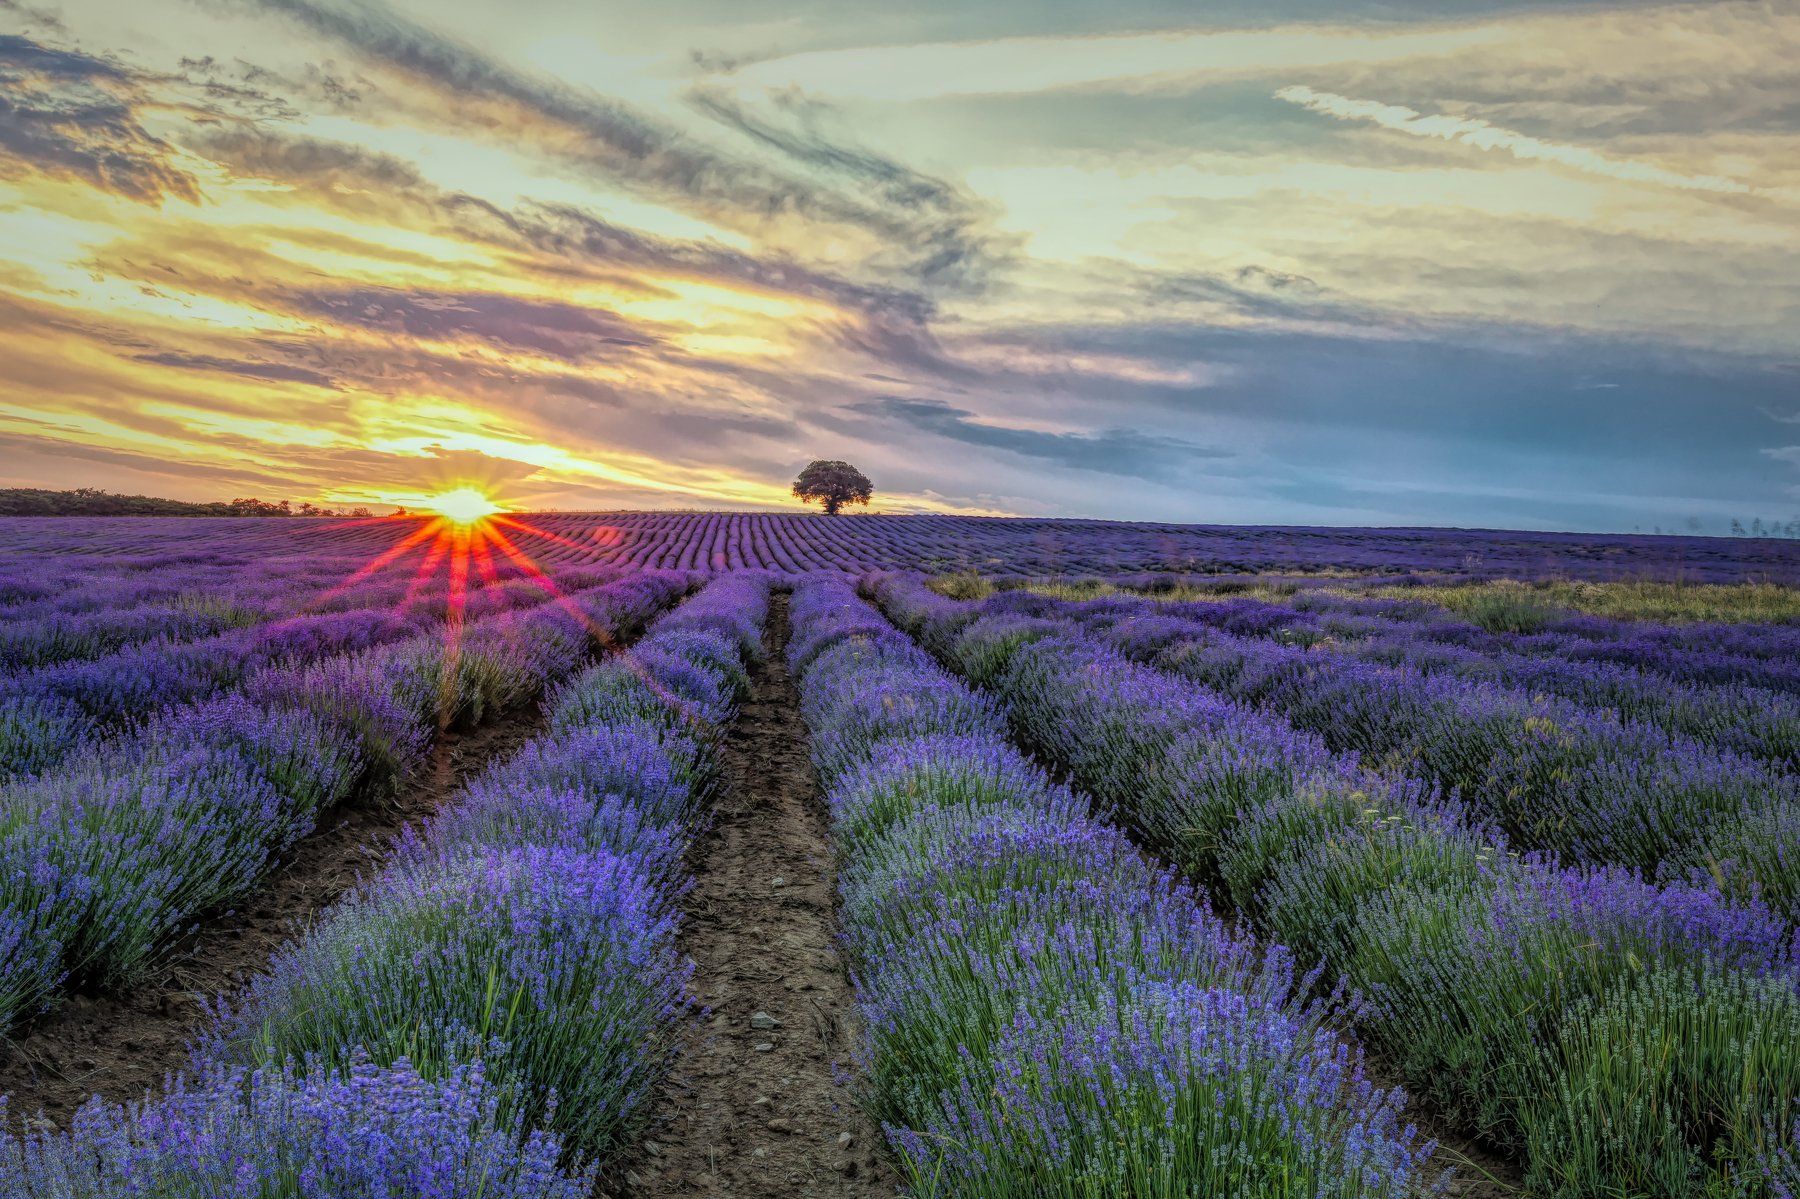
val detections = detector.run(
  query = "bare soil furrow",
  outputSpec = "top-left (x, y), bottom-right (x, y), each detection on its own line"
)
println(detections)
top-left (633, 594), bottom-right (895, 1199)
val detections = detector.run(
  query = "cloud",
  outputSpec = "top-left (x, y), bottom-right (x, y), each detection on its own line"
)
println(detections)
top-left (105, 122), bottom-right (948, 361)
top-left (1137, 263), bottom-right (1362, 326)
top-left (0, 33), bottom-right (201, 203)
top-left (1235, 265), bottom-right (1319, 292)
top-left (286, 287), bottom-right (659, 362)
top-left (1274, 84), bottom-right (1755, 194)
top-left (715, 21), bottom-right (1508, 103)
top-left (132, 351), bottom-right (341, 388)
top-left (687, 86), bottom-right (1007, 287)
top-left (187, 125), bottom-right (433, 202)
top-left (0, 0), bottom-right (66, 35)
top-left (509, 201), bottom-right (936, 324)
top-left (224, 0), bottom-right (1003, 288)
top-left (1301, 5), bottom-right (1800, 143)
top-left (189, 121), bottom-right (953, 343)
top-left (845, 395), bottom-right (1227, 479)
top-left (383, 444), bottom-right (547, 490)
top-left (225, 0), bottom-right (813, 205)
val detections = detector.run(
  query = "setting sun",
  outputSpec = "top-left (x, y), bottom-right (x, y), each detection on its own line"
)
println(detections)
top-left (422, 487), bottom-right (503, 525)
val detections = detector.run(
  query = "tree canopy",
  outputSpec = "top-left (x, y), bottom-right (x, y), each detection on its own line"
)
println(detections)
top-left (792, 460), bottom-right (873, 515)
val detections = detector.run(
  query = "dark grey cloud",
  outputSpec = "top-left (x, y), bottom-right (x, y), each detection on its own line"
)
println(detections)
top-left (193, 126), bottom-right (429, 193)
top-left (0, 34), bottom-right (200, 203)
top-left (169, 55), bottom-right (301, 121)
top-left (287, 287), bottom-right (657, 362)
top-left (844, 394), bottom-right (1228, 479)
top-left (133, 350), bottom-right (341, 389)
top-left (1141, 264), bottom-right (1362, 324)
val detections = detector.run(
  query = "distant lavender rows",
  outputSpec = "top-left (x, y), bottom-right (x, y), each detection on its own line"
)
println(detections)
top-left (976, 586), bottom-right (1800, 920)
top-left (3, 512), bottom-right (1796, 581)
top-left (1274, 589), bottom-right (1800, 749)
top-left (0, 574), bottom-right (773, 1193)
top-left (0, 556), bottom-right (415, 673)
top-left (1281, 587), bottom-right (1800, 682)
top-left (0, 560), bottom-right (634, 781)
top-left (0, 570), bottom-right (690, 1032)
top-left (866, 573), bottom-right (1799, 1199)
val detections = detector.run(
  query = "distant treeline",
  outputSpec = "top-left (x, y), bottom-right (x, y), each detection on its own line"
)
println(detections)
top-left (1730, 517), bottom-right (1800, 539)
top-left (0, 488), bottom-right (376, 518)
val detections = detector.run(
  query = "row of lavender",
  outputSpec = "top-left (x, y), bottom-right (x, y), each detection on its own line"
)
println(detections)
top-left (1037, 588), bottom-right (1800, 923)
top-left (1324, 616), bottom-right (1800, 767)
top-left (788, 579), bottom-right (1441, 1196)
top-left (1275, 587), bottom-right (1800, 703)
top-left (1083, 582), bottom-right (1800, 776)
top-left (0, 562), bottom-right (629, 781)
top-left (869, 574), bottom-right (1800, 1198)
top-left (1290, 585), bottom-right (1800, 660)
top-left (0, 574), bottom-right (771, 1193)
top-left (1061, 578), bottom-right (1800, 695)
top-left (0, 571), bottom-right (689, 1032)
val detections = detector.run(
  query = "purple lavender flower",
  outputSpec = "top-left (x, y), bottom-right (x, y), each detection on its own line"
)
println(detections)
top-left (218, 844), bottom-right (690, 1166)
top-left (827, 732), bottom-right (1080, 852)
top-left (895, 980), bottom-right (1435, 1199)
top-left (0, 1055), bottom-right (594, 1197)
top-left (789, 578), bottom-right (1440, 1196)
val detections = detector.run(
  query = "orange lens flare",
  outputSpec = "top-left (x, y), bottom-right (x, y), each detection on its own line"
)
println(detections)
top-left (305, 507), bottom-right (641, 732)
top-left (423, 488), bottom-right (504, 526)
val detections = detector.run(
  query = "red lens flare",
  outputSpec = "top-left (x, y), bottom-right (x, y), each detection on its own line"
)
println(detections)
top-left (300, 504), bottom-right (659, 730)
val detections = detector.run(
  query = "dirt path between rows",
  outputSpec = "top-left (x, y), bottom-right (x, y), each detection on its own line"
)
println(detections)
top-left (631, 593), bottom-right (896, 1199)
top-left (0, 704), bottom-right (547, 1128)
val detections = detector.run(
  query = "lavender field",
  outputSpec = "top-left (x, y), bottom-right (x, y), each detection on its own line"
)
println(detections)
top-left (0, 514), bottom-right (1794, 1198)
top-left (4, 511), bottom-right (1799, 582)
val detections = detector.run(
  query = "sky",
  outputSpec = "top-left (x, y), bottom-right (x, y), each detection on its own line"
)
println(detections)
top-left (1, 0), bottom-right (1797, 531)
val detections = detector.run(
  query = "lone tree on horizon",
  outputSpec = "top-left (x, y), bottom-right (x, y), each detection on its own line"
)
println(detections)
top-left (793, 459), bottom-right (873, 515)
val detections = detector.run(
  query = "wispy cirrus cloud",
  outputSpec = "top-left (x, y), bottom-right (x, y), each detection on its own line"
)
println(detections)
top-left (219, 0), bottom-right (1005, 289)
top-left (686, 86), bottom-right (1010, 288)
top-left (180, 124), bottom-right (942, 336)
top-left (1274, 84), bottom-right (1755, 195)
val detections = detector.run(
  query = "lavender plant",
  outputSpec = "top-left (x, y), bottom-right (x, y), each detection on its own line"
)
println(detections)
top-left (189, 572), bottom-right (770, 1178)
top-left (1026, 588), bottom-right (1799, 888)
top-left (0, 1055), bottom-right (594, 1198)
top-left (217, 845), bottom-right (688, 1165)
top-left (0, 572), bottom-right (687, 1030)
top-left (790, 578), bottom-right (1442, 1198)
top-left (866, 571), bottom-right (1799, 1199)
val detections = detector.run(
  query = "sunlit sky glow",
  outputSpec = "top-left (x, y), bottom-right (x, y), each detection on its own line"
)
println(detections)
top-left (1, 0), bottom-right (1797, 531)
top-left (422, 486), bottom-right (504, 524)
